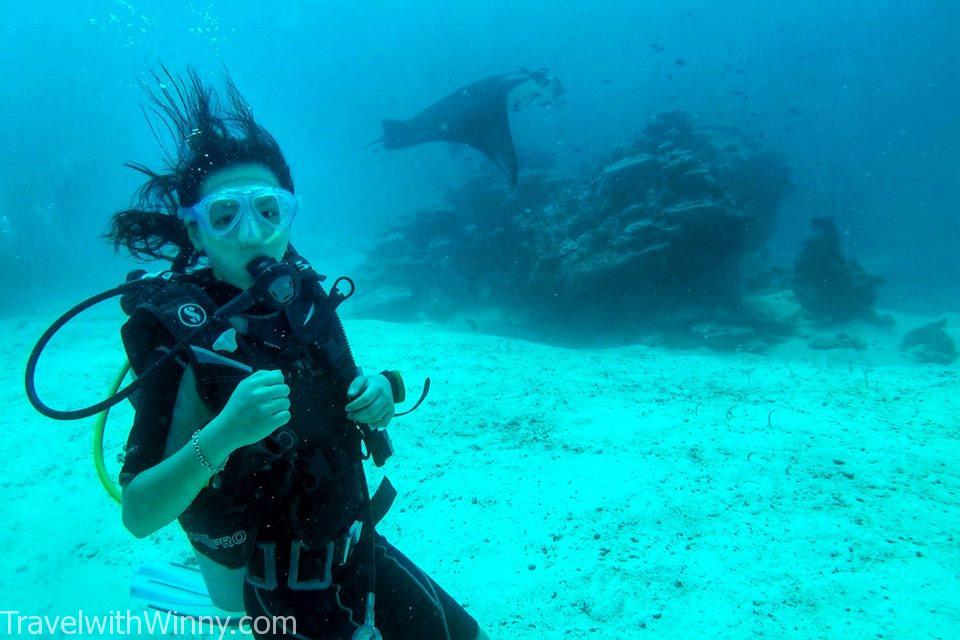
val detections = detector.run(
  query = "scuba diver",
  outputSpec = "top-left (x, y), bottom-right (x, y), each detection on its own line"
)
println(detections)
top-left (97, 68), bottom-right (489, 639)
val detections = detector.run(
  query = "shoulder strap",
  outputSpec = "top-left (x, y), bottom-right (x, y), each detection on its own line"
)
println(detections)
top-left (119, 273), bottom-right (249, 379)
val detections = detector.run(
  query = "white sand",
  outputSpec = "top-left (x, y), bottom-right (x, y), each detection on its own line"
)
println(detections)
top-left (1, 307), bottom-right (957, 638)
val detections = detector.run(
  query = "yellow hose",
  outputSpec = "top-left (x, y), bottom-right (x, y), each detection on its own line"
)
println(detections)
top-left (93, 361), bottom-right (131, 504)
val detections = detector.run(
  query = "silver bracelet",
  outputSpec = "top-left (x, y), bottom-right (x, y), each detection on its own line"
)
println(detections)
top-left (192, 429), bottom-right (226, 473)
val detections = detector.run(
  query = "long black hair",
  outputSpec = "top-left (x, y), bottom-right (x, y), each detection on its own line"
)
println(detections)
top-left (105, 66), bottom-right (294, 272)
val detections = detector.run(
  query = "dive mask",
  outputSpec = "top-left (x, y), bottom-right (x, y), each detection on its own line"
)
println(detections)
top-left (178, 186), bottom-right (299, 240)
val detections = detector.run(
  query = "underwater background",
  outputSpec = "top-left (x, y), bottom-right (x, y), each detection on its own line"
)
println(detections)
top-left (1, 1), bottom-right (958, 638)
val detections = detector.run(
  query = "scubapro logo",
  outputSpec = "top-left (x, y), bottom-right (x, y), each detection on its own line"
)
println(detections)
top-left (177, 303), bottom-right (207, 327)
top-left (187, 530), bottom-right (247, 550)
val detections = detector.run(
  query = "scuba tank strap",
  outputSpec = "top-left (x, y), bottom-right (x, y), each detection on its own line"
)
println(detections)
top-left (368, 476), bottom-right (397, 527)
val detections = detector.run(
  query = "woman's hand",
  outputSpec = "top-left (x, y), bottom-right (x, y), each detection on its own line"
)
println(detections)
top-left (346, 374), bottom-right (395, 429)
top-left (213, 369), bottom-right (291, 451)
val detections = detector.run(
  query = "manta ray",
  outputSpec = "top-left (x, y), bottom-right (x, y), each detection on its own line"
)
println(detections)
top-left (375, 69), bottom-right (563, 186)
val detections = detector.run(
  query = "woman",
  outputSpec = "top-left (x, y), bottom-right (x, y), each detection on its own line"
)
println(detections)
top-left (108, 67), bottom-right (488, 640)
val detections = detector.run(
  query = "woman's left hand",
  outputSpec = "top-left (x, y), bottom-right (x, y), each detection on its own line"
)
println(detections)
top-left (346, 374), bottom-right (395, 429)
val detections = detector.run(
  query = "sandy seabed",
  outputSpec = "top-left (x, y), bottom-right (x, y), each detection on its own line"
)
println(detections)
top-left (1, 307), bottom-right (957, 639)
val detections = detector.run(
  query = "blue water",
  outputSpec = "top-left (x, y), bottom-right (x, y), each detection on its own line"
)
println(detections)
top-left (1, 1), bottom-right (957, 313)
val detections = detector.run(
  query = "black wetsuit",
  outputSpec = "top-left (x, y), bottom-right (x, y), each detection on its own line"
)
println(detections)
top-left (119, 262), bottom-right (480, 639)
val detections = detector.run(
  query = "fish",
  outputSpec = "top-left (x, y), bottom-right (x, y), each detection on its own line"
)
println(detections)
top-left (373, 69), bottom-right (563, 185)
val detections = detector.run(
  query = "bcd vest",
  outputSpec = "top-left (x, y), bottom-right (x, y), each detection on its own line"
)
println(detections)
top-left (120, 254), bottom-right (369, 569)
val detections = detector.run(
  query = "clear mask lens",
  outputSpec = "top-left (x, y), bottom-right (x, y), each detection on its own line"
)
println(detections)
top-left (187, 188), bottom-right (297, 238)
top-left (208, 199), bottom-right (242, 232)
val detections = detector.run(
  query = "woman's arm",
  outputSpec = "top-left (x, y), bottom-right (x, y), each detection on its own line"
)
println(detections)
top-left (121, 367), bottom-right (292, 538)
top-left (120, 366), bottom-right (232, 538)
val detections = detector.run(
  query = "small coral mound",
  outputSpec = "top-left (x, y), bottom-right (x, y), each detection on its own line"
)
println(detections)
top-left (901, 319), bottom-right (956, 364)
top-left (792, 217), bottom-right (883, 325)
